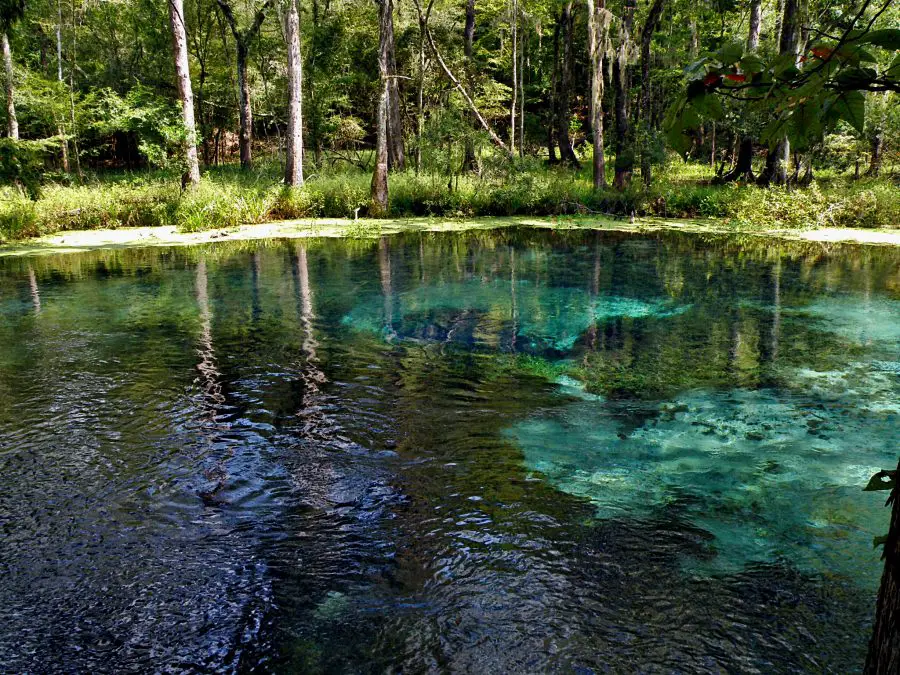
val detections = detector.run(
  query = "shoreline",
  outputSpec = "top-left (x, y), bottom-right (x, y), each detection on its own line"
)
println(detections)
top-left (1, 216), bottom-right (898, 257)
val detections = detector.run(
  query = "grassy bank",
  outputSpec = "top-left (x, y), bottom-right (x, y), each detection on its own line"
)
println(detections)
top-left (2, 161), bottom-right (897, 243)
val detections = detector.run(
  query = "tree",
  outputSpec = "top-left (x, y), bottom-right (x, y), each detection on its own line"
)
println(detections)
top-left (757, 0), bottom-right (798, 186)
top-left (612, 0), bottom-right (634, 188)
top-left (666, 0), bottom-right (900, 186)
top-left (371, 0), bottom-right (391, 215)
top-left (1, 0), bottom-right (24, 140)
top-left (586, 0), bottom-right (611, 188)
top-left (283, 0), bottom-right (304, 186)
top-left (554, 1), bottom-right (579, 167)
top-left (215, 0), bottom-right (274, 170)
top-left (168, 0), bottom-right (201, 187)
top-left (638, 0), bottom-right (666, 186)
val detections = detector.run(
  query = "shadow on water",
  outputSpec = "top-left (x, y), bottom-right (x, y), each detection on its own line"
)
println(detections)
top-left (0, 228), bottom-right (897, 672)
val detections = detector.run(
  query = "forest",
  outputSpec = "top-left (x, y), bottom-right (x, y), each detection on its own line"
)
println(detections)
top-left (0, 0), bottom-right (898, 238)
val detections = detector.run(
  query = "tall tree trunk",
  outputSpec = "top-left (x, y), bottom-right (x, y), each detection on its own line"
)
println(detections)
top-left (385, 0), bottom-right (405, 171)
top-left (2, 32), bottom-right (17, 140)
top-left (236, 41), bottom-right (253, 169)
top-left (638, 0), bottom-right (665, 187)
top-left (555, 1), bottom-right (579, 167)
top-left (168, 0), bottom-right (201, 187)
top-left (518, 18), bottom-right (524, 156)
top-left (758, 0), bottom-right (797, 187)
top-left (56, 0), bottom-right (69, 171)
top-left (548, 15), bottom-right (560, 164)
top-left (586, 0), bottom-right (608, 189)
top-left (371, 0), bottom-right (391, 215)
top-left (416, 17), bottom-right (426, 174)
top-left (747, 0), bottom-right (762, 51)
top-left (462, 0), bottom-right (477, 170)
top-left (215, 0), bottom-right (274, 172)
top-left (284, 0), bottom-right (304, 186)
top-left (866, 457), bottom-right (900, 674)
top-left (510, 0), bottom-right (517, 152)
top-left (613, 0), bottom-right (635, 190)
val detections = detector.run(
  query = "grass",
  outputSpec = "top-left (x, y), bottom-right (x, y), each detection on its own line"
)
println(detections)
top-left (1, 157), bottom-right (897, 243)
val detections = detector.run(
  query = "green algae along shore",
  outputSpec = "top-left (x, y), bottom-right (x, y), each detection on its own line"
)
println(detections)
top-left (1, 216), bottom-right (899, 257)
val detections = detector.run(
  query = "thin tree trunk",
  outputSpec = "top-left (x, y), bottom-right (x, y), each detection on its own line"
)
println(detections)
top-left (236, 42), bottom-right (253, 169)
top-left (747, 0), bottom-right (762, 51)
top-left (510, 0), bottom-right (517, 152)
top-left (416, 18), bottom-right (426, 174)
top-left (371, 0), bottom-right (391, 215)
top-left (462, 0), bottom-right (477, 170)
top-left (586, 0), bottom-right (608, 189)
top-left (518, 18), bottom-right (524, 156)
top-left (555, 1), bottom-right (579, 167)
top-left (639, 0), bottom-right (665, 187)
top-left (56, 0), bottom-right (69, 171)
top-left (385, 0), bottom-right (405, 171)
top-left (168, 0), bottom-right (201, 187)
top-left (284, 0), bottom-right (304, 186)
top-left (613, 0), bottom-right (635, 189)
top-left (215, 0), bottom-right (274, 171)
top-left (548, 15), bottom-right (560, 164)
top-left (2, 32), bottom-right (18, 140)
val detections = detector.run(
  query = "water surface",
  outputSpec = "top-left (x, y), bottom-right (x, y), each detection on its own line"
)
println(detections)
top-left (0, 229), bottom-right (897, 672)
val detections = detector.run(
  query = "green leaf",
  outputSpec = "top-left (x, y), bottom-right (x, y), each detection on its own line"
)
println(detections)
top-left (739, 54), bottom-right (765, 74)
top-left (874, 534), bottom-right (889, 549)
top-left (684, 58), bottom-right (709, 79)
top-left (832, 90), bottom-right (866, 134)
top-left (859, 28), bottom-right (900, 50)
top-left (789, 100), bottom-right (823, 150)
top-left (772, 53), bottom-right (799, 79)
top-left (692, 93), bottom-right (724, 121)
top-left (864, 470), bottom-right (897, 492)
top-left (715, 41), bottom-right (744, 66)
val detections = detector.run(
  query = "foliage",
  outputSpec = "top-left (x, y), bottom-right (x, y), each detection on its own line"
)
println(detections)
top-left (3, 161), bottom-right (898, 244)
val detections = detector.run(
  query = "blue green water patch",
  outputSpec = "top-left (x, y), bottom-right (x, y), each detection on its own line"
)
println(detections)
top-left (342, 279), bottom-right (689, 351)
top-left (507, 377), bottom-right (899, 582)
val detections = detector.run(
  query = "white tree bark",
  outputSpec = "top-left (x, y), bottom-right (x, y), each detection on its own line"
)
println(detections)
top-left (2, 32), bottom-right (18, 140)
top-left (284, 0), bottom-right (304, 185)
top-left (168, 0), bottom-right (201, 186)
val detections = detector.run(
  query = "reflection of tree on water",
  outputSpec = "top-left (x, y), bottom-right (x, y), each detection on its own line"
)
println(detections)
top-left (27, 265), bottom-right (40, 313)
top-left (194, 257), bottom-right (228, 502)
top-left (379, 236), bottom-right (396, 340)
top-left (195, 258), bottom-right (224, 407)
top-left (293, 243), bottom-right (326, 407)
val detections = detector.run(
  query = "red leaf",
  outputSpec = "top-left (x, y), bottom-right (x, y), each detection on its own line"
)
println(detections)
top-left (811, 46), bottom-right (832, 59)
top-left (724, 73), bottom-right (746, 82)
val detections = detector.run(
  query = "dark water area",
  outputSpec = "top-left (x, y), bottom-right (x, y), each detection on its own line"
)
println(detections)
top-left (0, 228), bottom-right (897, 673)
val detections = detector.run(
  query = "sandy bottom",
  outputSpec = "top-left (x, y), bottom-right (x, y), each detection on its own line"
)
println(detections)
top-left (1, 216), bottom-right (898, 257)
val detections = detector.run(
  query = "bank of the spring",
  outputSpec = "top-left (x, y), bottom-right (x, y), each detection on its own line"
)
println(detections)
top-left (2, 165), bottom-right (898, 244)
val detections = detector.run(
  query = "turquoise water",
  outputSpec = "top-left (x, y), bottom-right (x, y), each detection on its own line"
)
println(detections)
top-left (0, 229), bottom-right (897, 672)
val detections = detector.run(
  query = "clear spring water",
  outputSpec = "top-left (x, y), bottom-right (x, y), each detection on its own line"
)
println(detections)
top-left (0, 228), bottom-right (897, 672)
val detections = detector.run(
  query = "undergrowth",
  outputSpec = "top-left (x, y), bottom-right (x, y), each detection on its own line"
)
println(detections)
top-left (1, 160), bottom-right (897, 243)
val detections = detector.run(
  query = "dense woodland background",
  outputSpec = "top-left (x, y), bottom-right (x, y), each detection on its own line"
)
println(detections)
top-left (0, 0), bottom-right (897, 237)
